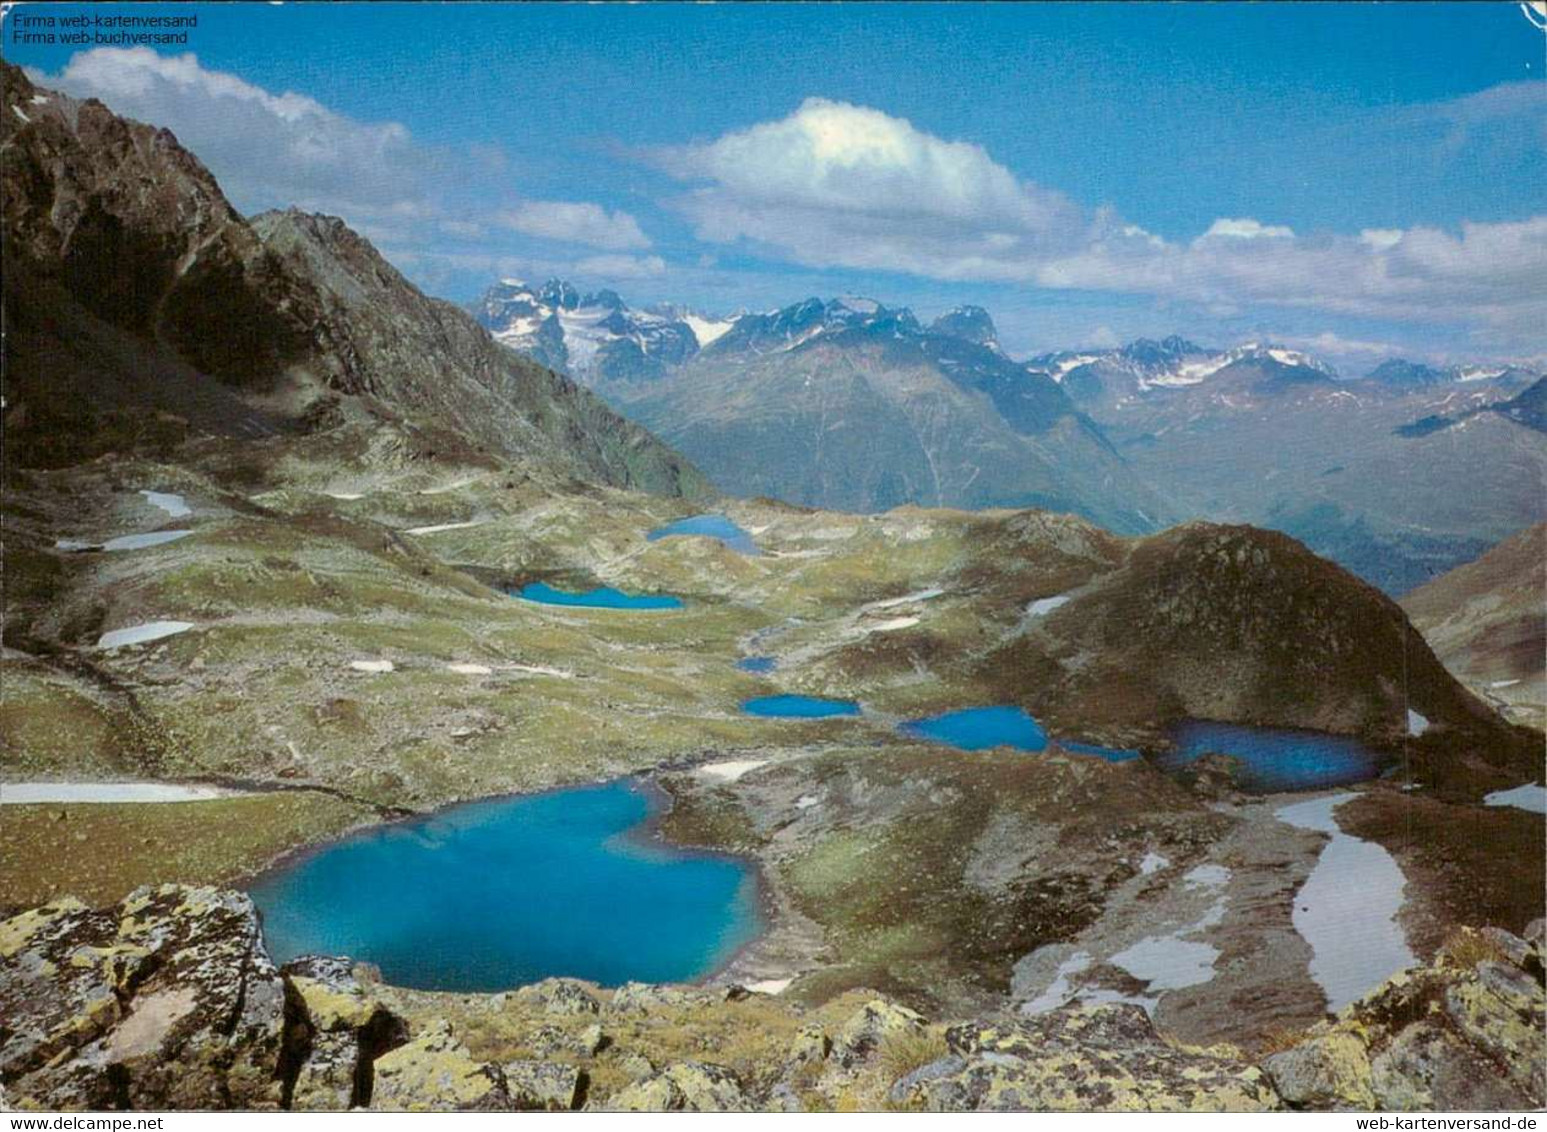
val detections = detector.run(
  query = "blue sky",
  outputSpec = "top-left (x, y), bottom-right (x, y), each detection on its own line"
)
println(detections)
top-left (7, 2), bottom-right (1545, 364)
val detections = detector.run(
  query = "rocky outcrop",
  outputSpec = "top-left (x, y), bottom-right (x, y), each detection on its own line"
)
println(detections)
top-left (1263, 923), bottom-right (1545, 1111)
top-left (0, 886), bottom-right (287, 1110)
top-left (2, 888), bottom-right (1541, 1112)
top-left (896, 1005), bottom-right (1279, 1112)
top-left (279, 955), bottom-right (406, 1110)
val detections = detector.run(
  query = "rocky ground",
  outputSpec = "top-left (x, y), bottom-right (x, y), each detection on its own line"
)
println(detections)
top-left (2, 885), bottom-right (1541, 1112)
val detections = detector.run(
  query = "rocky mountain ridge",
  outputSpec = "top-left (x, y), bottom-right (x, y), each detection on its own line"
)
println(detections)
top-left (1, 62), bottom-right (707, 499)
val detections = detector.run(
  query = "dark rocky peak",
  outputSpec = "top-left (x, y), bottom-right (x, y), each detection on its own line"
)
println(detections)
top-left (930, 305), bottom-right (1000, 350)
top-left (1366, 358), bottom-right (1447, 386)
top-left (1119, 336), bottom-right (1208, 369)
top-left (583, 288), bottom-right (626, 311)
top-left (538, 279), bottom-right (580, 310)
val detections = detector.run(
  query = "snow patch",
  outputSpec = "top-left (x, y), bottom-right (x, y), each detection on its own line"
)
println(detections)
top-left (698, 759), bottom-right (769, 783)
top-left (1139, 852), bottom-right (1170, 876)
top-left (404, 520), bottom-right (487, 536)
top-left (140, 491), bottom-right (191, 518)
top-left (1484, 783), bottom-right (1547, 815)
top-left (745, 978), bottom-right (794, 995)
top-left (350, 660), bottom-right (395, 673)
top-left (1, 782), bottom-right (243, 805)
top-left (1027, 594), bottom-right (1072, 617)
top-left (98, 621), bottom-right (194, 649)
top-left (1406, 709), bottom-right (1429, 736)
top-left (684, 314), bottom-right (735, 348)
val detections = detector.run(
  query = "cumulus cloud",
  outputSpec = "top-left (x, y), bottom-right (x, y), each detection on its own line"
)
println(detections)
top-left (662, 97), bottom-right (1084, 280)
top-left (664, 97), bottom-right (1547, 345)
top-left (497, 201), bottom-right (651, 250)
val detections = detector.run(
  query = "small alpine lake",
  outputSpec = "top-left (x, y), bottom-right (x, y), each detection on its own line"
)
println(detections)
top-left (247, 780), bottom-right (763, 992)
top-left (1156, 720), bottom-right (1385, 792)
top-left (647, 514), bottom-right (760, 556)
top-left (903, 706), bottom-right (1048, 752)
top-left (512, 581), bottom-right (684, 610)
top-left (741, 694), bottom-right (861, 719)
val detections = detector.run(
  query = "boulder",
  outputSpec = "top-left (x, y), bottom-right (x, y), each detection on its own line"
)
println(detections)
top-left (1370, 1021), bottom-right (1531, 1111)
top-left (602, 1060), bottom-right (752, 1112)
top-left (1263, 1032), bottom-right (1375, 1109)
top-left (280, 955), bottom-right (406, 1111)
top-left (514, 977), bottom-right (600, 1016)
top-left (526, 1022), bottom-right (606, 1059)
top-left (787, 1025), bottom-right (831, 1067)
top-left (833, 998), bottom-right (926, 1065)
top-left (608, 981), bottom-right (716, 1014)
top-left (0, 886), bottom-right (288, 1110)
top-left (1442, 961), bottom-right (1545, 1102)
top-left (502, 1059), bottom-right (583, 1111)
top-left (370, 1023), bottom-right (508, 1112)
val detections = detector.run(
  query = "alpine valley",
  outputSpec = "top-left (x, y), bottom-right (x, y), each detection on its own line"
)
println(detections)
top-left (1, 54), bottom-right (1543, 1117)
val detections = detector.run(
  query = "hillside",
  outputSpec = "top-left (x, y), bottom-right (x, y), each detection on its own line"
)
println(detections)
top-left (1402, 524), bottom-right (1546, 730)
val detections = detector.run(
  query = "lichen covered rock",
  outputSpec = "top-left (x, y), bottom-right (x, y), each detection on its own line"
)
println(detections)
top-left (503, 1059), bottom-right (583, 1111)
top-left (514, 976), bottom-right (600, 1016)
top-left (280, 955), bottom-right (406, 1111)
top-left (603, 1061), bottom-right (752, 1112)
top-left (833, 998), bottom-right (926, 1065)
top-left (904, 1005), bottom-right (1279, 1112)
top-left (0, 885), bottom-right (287, 1110)
top-left (369, 1022), bottom-right (507, 1112)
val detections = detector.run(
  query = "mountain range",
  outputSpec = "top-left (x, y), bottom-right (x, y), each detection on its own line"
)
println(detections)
top-left (474, 278), bottom-right (1544, 593)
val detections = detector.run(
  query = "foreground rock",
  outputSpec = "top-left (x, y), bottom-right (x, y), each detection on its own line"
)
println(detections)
top-left (1263, 923), bottom-right (1546, 1111)
top-left (1, 888), bottom-right (1541, 1111)
top-left (898, 1006), bottom-right (1278, 1112)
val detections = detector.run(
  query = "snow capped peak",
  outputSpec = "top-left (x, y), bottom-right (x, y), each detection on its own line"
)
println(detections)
top-left (930, 305), bottom-right (1001, 352)
top-left (1452, 364), bottom-right (1506, 383)
top-left (474, 279), bottom-right (701, 383)
top-left (683, 313), bottom-right (735, 348)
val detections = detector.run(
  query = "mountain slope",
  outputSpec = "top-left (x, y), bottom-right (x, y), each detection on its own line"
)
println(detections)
top-left (1402, 523), bottom-right (1546, 729)
top-left (1041, 337), bottom-right (1545, 594)
top-left (0, 63), bottom-right (707, 499)
top-left (610, 299), bottom-right (1171, 533)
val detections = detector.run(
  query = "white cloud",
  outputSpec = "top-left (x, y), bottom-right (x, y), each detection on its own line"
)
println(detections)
top-left (1200, 218), bottom-right (1295, 240)
top-left (36, 48), bottom-right (426, 221)
top-left (663, 97), bottom-right (1083, 280)
top-left (1359, 229), bottom-right (1405, 250)
top-left (663, 98), bottom-right (1547, 346)
top-left (574, 254), bottom-right (666, 278)
top-left (498, 201), bottom-right (651, 251)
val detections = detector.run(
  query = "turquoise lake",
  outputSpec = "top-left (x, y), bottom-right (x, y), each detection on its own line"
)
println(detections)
top-left (647, 515), bottom-right (760, 556)
top-left (513, 581), bottom-right (684, 610)
top-left (903, 705), bottom-right (1048, 751)
top-left (742, 694), bottom-right (861, 718)
top-left (247, 781), bottom-right (763, 991)
top-left (736, 656), bottom-right (778, 674)
top-left (1155, 720), bottom-right (1384, 792)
